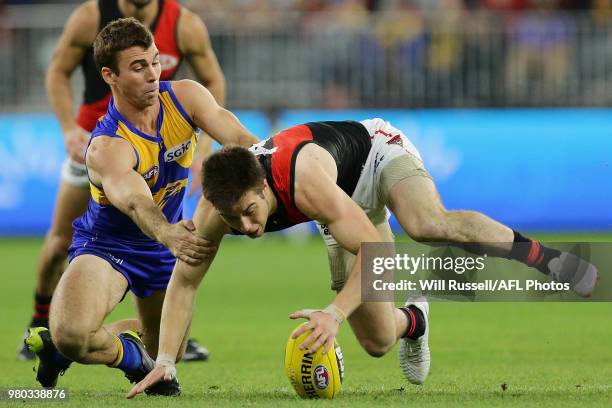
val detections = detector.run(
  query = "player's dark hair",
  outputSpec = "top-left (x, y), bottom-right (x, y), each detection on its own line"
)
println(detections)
top-left (93, 17), bottom-right (153, 74)
top-left (203, 146), bottom-right (266, 210)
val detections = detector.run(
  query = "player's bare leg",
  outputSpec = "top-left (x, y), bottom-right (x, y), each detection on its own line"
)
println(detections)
top-left (346, 298), bottom-right (429, 383)
top-left (347, 302), bottom-right (405, 357)
top-left (49, 255), bottom-right (130, 365)
top-left (323, 222), bottom-right (410, 351)
top-left (387, 175), bottom-right (514, 252)
top-left (133, 290), bottom-right (190, 361)
top-left (18, 182), bottom-right (90, 360)
top-left (105, 319), bottom-right (143, 336)
top-left (321, 221), bottom-right (429, 381)
top-left (25, 255), bottom-right (126, 387)
top-left (387, 172), bottom-right (597, 296)
top-left (337, 222), bottom-right (430, 384)
top-left (25, 255), bottom-right (180, 394)
top-left (36, 183), bottom-right (90, 297)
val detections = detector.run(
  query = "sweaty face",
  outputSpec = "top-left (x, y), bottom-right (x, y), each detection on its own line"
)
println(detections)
top-left (113, 44), bottom-right (161, 109)
top-left (218, 189), bottom-right (270, 239)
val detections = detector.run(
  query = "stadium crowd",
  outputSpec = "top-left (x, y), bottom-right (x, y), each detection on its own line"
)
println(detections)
top-left (2, 0), bottom-right (611, 108)
top-left (3, 0), bottom-right (608, 11)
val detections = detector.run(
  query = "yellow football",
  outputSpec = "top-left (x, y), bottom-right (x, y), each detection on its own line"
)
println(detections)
top-left (284, 323), bottom-right (344, 399)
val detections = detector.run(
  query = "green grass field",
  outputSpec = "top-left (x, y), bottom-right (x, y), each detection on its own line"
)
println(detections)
top-left (1, 236), bottom-right (611, 407)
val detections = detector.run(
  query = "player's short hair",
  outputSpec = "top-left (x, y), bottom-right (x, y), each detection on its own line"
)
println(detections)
top-left (93, 17), bottom-right (153, 74)
top-left (203, 146), bottom-right (266, 210)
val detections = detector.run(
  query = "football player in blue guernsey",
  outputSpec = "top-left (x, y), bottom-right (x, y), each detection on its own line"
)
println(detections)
top-left (24, 17), bottom-right (258, 395)
top-left (128, 120), bottom-right (598, 397)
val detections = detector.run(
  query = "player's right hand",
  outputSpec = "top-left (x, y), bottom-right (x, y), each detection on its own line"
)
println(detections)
top-left (63, 126), bottom-right (89, 164)
top-left (126, 365), bottom-right (176, 399)
top-left (162, 220), bottom-right (218, 266)
top-left (289, 309), bottom-right (340, 355)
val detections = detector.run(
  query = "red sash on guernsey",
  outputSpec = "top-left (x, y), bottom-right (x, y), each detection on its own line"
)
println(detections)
top-left (266, 124), bottom-right (314, 225)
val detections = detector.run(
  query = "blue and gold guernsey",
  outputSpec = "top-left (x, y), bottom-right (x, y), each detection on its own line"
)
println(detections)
top-left (68, 81), bottom-right (197, 298)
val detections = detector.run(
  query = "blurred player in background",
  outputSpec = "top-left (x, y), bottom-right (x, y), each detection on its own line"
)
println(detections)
top-left (25, 18), bottom-right (258, 394)
top-left (127, 118), bottom-right (598, 396)
top-left (19, 0), bottom-right (225, 362)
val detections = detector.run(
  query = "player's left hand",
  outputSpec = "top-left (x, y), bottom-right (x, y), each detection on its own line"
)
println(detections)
top-left (160, 220), bottom-right (217, 266)
top-left (289, 309), bottom-right (339, 355)
top-left (126, 364), bottom-right (176, 399)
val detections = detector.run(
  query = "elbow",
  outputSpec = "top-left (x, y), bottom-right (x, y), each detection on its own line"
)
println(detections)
top-left (208, 70), bottom-right (226, 88)
top-left (45, 69), bottom-right (57, 92)
top-left (242, 133), bottom-right (259, 147)
top-left (125, 198), bottom-right (140, 217)
top-left (45, 62), bottom-right (60, 82)
top-left (207, 75), bottom-right (227, 106)
top-left (45, 67), bottom-right (68, 91)
top-left (122, 194), bottom-right (143, 218)
top-left (176, 266), bottom-right (210, 292)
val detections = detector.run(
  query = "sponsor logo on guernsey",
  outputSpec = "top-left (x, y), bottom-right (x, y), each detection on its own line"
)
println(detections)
top-left (313, 365), bottom-right (330, 390)
top-left (159, 54), bottom-right (179, 71)
top-left (165, 140), bottom-right (192, 162)
top-left (143, 165), bottom-right (159, 181)
top-left (386, 134), bottom-right (404, 147)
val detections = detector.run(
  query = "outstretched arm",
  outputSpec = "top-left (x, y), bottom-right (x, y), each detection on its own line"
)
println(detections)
top-left (127, 197), bottom-right (229, 398)
top-left (171, 80), bottom-right (258, 148)
top-left (178, 8), bottom-right (226, 106)
top-left (178, 8), bottom-right (226, 196)
top-left (289, 145), bottom-right (383, 353)
top-left (87, 137), bottom-right (213, 265)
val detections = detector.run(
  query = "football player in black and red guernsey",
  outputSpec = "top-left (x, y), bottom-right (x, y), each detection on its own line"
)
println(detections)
top-left (128, 118), bottom-right (598, 397)
top-left (19, 0), bottom-right (224, 361)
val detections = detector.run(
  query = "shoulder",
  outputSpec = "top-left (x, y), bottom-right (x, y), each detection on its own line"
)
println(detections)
top-left (87, 135), bottom-right (136, 171)
top-left (92, 112), bottom-right (119, 136)
top-left (168, 78), bottom-right (198, 94)
top-left (63, 0), bottom-right (100, 46)
top-left (168, 79), bottom-right (215, 115)
top-left (177, 8), bottom-right (210, 53)
top-left (89, 135), bottom-right (133, 156)
top-left (177, 7), bottom-right (206, 32)
top-left (293, 144), bottom-right (339, 220)
top-left (168, 79), bottom-right (200, 105)
top-left (294, 143), bottom-right (336, 182)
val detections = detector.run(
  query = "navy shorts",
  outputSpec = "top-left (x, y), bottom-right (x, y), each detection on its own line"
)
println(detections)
top-left (68, 229), bottom-right (176, 298)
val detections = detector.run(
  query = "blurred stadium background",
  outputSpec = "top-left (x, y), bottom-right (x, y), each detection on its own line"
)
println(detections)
top-left (1, 1), bottom-right (611, 406)
top-left (2, 0), bottom-right (612, 234)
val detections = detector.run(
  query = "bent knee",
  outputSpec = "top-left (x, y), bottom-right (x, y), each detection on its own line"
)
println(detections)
top-left (45, 233), bottom-right (73, 260)
top-left (51, 325), bottom-right (90, 361)
top-left (141, 331), bottom-right (159, 360)
top-left (406, 212), bottom-right (451, 242)
top-left (359, 337), bottom-right (394, 358)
